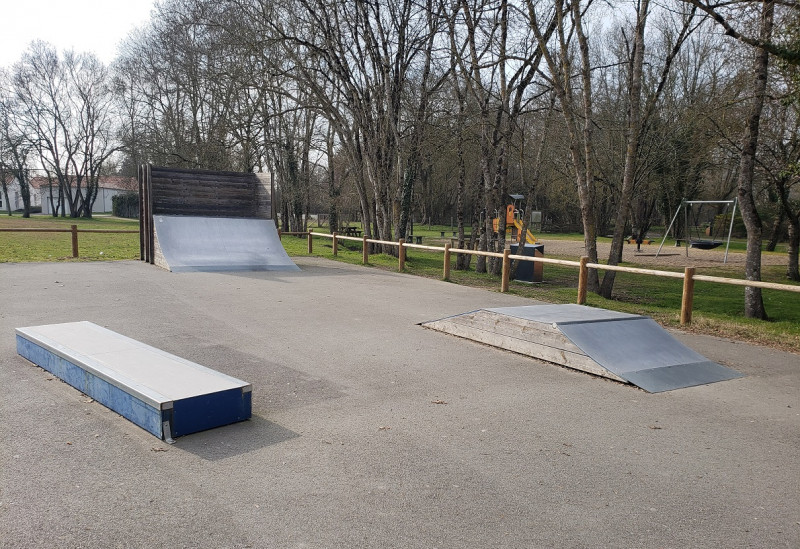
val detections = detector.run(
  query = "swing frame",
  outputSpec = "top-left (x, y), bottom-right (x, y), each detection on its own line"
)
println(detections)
top-left (655, 198), bottom-right (738, 263)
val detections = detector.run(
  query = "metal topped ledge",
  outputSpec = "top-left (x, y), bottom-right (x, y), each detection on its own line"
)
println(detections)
top-left (16, 321), bottom-right (252, 441)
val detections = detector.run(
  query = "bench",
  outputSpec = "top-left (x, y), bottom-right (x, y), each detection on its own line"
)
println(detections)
top-left (15, 321), bottom-right (252, 442)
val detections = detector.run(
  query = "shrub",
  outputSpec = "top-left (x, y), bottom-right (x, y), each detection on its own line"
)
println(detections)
top-left (112, 192), bottom-right (139, 219)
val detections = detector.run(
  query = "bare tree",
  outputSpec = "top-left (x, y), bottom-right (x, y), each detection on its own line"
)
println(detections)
top-left (11, 43), bottom-right (116, 218)
top-left (598, 2), bottom-right (699, 297)
top-left (529, 0), bottom-right (601, 290)
top-left (451, 0), bottom-right (554, 274)
top-left (0, 70), bottom-right (34, 217)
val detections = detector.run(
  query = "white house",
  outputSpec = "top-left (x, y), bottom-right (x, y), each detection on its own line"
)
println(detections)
top-left (36, 176), bottom-right (138, 215)
top-left (1, 175), bottom-right (43, 212)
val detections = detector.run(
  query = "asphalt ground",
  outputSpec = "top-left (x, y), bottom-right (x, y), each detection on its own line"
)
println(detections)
top-left (1, 257), bottom-right (798, 548)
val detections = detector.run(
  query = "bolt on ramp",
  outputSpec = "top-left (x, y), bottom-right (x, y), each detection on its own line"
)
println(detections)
top-left (422, 304), bottom-right (742, 392)
top-left (153, 215), bottom-right (299, 273)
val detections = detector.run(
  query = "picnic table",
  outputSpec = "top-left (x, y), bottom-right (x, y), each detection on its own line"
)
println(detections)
top-left (340, 227), bottom-right (362, 237)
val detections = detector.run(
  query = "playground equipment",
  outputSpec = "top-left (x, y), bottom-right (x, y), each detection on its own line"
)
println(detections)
top-left (138, 165), bottom-right (298, 272)
top-left (492, 194), bottom-right (537, 244)
top-left (656, 198), bottom-right (738, 263)
top-left (422, 304), bottom-right (742, 392)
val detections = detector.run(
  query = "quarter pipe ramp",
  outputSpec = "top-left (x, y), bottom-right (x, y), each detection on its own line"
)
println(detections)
top-left (153, 215), bottom-right (298, 272)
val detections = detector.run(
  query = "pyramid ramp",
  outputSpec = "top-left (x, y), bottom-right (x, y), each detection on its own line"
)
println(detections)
top-left (422, 304), bottom-right (742, 392)
top-left (153, 215), bottom-right (299, 273)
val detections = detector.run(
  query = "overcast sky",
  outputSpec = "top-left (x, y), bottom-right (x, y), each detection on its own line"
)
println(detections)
top-left (0, 0), bottom-right (156, 67)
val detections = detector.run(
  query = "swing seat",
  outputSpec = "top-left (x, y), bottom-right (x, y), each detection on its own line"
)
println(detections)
top-left (690, 240), bottom-right (722, 250)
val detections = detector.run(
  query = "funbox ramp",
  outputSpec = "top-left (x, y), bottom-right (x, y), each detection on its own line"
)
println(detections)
top-left (421, 304), bottom-right (742, 392)
top-left (153, 215), bottom-right (299, 273)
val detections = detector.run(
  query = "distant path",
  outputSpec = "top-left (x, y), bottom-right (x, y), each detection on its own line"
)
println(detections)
top-left (539, 238), bottom-right (788, 269)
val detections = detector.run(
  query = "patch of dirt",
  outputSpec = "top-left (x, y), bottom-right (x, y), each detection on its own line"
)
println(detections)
top-left (538, 239), bottom-right (788, 270)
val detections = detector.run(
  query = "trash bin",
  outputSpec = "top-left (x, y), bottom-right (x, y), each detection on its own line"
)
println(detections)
top-left (510, 243), bottom-right (544, 283)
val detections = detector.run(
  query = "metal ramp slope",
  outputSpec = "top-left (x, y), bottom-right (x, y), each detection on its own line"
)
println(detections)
top-left (153, 215), bottom-right (299, 273)
top-left (421, 304), bottom-right (742, 392)
top-left (513, 219), bottom-right (537, 244)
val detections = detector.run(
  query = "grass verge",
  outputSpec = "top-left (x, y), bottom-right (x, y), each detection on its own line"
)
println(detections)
top-left (0, 214), bottom-right (139, 262)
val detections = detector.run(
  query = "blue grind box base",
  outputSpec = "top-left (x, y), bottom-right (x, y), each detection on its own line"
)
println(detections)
top-left (16, 322), bottom-right (252, 441)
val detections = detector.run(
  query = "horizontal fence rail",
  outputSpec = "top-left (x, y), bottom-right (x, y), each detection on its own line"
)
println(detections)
top-left (1, 225), bottom-right (139, 258)
top-left (283, 230), bottom-right (800, 325)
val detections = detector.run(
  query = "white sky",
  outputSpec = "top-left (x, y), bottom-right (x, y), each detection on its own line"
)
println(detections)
top-left (0, 0), bottom-right (156, 67)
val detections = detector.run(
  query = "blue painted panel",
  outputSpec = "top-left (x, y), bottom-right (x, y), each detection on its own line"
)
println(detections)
top-left (16, 335), bottom-right (164, 438)
top-left (172, 388), bottom-right (252, 437)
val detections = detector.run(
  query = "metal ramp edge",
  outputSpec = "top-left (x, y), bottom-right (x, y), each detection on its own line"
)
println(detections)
top-left (422, 304), bottom-right (742, 392)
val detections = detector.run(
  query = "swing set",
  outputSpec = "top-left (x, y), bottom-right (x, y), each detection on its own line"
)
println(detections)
top-left (655, 198), bottom-right (738, 263)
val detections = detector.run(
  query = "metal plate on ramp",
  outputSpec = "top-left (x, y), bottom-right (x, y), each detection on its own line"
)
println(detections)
top-left (154, 215), bottom-right (299, 272)
top-left (555, 316), bottom-right (742, 392)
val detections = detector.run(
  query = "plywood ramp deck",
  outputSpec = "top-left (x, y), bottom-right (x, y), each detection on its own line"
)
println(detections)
top-left (422, 304), bottom-right (742, 393)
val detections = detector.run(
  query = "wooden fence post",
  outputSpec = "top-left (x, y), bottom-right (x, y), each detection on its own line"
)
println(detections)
top-left (577, 256), bottom-right (589, 304)
top-left (398, 239), bottom-right (406, 271)
top-left (307, 230), bottom-right (313, 254)
top-left (681, 267), bottom-right (696, 325)
top-left (443, 243), bottom-right (451, 281)
top-left (71, 225), bottom-right (79, 258)
top-left (332, 232), bottom-right (338, 256)
top-left (501, 248), bottom-right (511, 293)
top-left (362, 235), bottom-right (368, 265)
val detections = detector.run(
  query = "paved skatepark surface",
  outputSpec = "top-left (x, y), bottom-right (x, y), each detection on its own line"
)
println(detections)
top-left (1, 258), bottom-right (798, 548)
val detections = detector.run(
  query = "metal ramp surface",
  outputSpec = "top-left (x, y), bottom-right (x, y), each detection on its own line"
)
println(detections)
top-left (153, 215), bottom-right (299, 272)
top-left (422, 304), bottom-right (742, 392)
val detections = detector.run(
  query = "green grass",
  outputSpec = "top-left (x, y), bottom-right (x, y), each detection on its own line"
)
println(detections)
top-left (0, 214), bottom-right (140, 262)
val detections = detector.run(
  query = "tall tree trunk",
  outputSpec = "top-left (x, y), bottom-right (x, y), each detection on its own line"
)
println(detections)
top-left (765, 207), bottom-right (785, 252)
top-left (787, 218), bottom-right (800, 281)
top-left (326, 125), bottom-right (339, 234)
top-left (776, 175), bottom-right (799, 280)
top-left (737, 0), bottom-right (773, 320)
top-left (600, 0), bottom-right (649, 298)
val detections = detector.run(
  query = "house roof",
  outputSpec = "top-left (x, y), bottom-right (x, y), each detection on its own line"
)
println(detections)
top-left (30, 175), bottom-right (137, 192)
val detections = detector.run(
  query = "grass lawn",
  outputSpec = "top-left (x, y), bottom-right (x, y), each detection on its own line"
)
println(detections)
top-left (3, 215), bottom-right (798, 353)
top-left (0, 214), bottom-right (140, 262)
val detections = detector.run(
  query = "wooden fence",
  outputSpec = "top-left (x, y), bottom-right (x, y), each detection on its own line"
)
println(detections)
top-left (0, 225), bottom-right (139, 258)
top-left (283, 230), bottom-right (800, 326)
top-left (5, 225), bottom-right (798, 326)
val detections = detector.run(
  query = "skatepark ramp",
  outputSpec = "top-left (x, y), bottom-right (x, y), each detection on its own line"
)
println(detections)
top-left (16, 321), bottom-right (252, 441)
top-left (422, 304), bottom-right (742, 392)
top-left (138, 165), bottom-right (298, 272)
